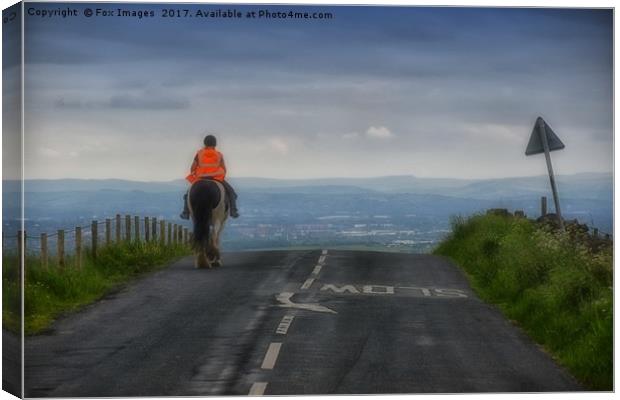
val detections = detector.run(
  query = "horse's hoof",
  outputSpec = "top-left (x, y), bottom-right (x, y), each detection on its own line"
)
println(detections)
top-left (212, 260), bottom-right (222, 268)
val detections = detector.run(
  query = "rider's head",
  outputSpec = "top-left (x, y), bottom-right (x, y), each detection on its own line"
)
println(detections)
top-left (204, 135), bottom-right (217, 147)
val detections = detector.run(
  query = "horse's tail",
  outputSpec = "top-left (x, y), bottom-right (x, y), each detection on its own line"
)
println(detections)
top-left (192, 203), bottom-right (211, 253)
top-left (189, 180), bottom-right (219, 252)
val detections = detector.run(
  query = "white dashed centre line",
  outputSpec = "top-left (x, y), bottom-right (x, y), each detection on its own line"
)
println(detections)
top-left (261, 342), bottom-right (282, 370)
top-left (248, 382), bottom-right (268, 396)
top-left (301, 277), bottom-right (315, 290)
top-left (300, 251), bottom-right (328, 290)
top-left (263, 249), bottom-right (331, 393)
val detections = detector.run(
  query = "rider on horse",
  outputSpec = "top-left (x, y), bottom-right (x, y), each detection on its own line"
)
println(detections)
top-left (180, 134), bottom-right (239, 219)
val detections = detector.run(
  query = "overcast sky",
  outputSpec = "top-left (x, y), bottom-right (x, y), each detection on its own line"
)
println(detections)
top-left (6, 4), bottom-right (613, 181)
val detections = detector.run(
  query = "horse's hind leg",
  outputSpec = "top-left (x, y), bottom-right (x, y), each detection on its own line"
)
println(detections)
top-left (211, 247), bottom-right (221, 267)
top-left (196, 249), bottom-right (209, 269)
top-left (211, 220), bottom-right (225, 267)
top-left (207, 243), bottom-right (221, 267)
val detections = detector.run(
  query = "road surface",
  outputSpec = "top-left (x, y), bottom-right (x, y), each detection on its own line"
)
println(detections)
top-left (25, 250), bottom-right (582, 396)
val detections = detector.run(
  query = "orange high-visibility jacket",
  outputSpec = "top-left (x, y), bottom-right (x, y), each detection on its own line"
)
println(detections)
top-left (185, 147), bottom-right (226, 184)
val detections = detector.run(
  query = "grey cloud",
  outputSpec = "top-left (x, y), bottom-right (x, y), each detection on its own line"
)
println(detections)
top-left (21, 7), bottom-right (612, 180)
top-left (108, 95), bottom-right (189, 110)
top-left (54, 94), bottom-right (190, 110)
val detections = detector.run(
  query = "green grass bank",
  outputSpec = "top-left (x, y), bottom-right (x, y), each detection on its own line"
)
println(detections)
top-left (3, 241), bottom-right (190, 335)
top-left (434, 214), bottom-right (612, 390)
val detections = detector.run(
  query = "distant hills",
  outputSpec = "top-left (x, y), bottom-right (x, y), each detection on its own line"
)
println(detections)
top-left (231, 173), bottom-right (613, 201)
top-left (4, 172), bottom-right (612, 202)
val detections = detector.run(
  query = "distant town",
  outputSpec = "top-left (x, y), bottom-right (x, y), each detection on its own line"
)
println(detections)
top-left (223, 213), bottom-right (449, 252)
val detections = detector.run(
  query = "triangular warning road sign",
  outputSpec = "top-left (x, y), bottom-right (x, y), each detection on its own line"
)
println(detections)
top-left (525, 117), bottom-right (565, 156)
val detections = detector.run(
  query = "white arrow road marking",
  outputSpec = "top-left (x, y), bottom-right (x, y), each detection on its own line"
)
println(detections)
top-left (276, 292), bottom-right (337, 314)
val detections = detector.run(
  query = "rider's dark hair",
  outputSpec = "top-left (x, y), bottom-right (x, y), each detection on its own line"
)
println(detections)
top-left (204, 135), bottom-right (217, 147)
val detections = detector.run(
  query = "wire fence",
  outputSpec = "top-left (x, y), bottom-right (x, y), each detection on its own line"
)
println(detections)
top-left (3, 214), bottom-right (192, 270)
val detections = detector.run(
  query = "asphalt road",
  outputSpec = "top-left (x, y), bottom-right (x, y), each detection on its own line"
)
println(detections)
top-left (25, 250), bottom-right (582, 396)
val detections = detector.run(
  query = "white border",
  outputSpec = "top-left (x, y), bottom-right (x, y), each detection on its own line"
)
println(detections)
top-left (0, 1), bottom-right (616, 400)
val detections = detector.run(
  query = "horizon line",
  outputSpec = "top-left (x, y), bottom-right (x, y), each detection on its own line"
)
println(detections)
top-left (2, 171), bottom-right (613, 183)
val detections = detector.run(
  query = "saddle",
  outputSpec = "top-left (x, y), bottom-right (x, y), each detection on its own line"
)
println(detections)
top-left (190, 178), bottom-right (229, 213)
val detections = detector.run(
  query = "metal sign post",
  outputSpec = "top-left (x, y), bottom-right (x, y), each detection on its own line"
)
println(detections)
top-left (525, 117), bottom-right (565, 230)
top-left (538, 119), bottom-right (564, 230)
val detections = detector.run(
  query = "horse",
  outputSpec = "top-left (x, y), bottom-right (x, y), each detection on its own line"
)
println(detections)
top-left (187, 179), bottom-right (228, 269)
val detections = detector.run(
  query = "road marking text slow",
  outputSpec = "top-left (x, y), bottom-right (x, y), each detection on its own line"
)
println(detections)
top-left (319, 284), bottom-right (468, 298)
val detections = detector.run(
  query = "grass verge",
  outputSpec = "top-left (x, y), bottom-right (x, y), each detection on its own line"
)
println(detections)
top-left (3, 241), bottom-right (190, 335)
top-left (434, 214), bottom-right (612, 391)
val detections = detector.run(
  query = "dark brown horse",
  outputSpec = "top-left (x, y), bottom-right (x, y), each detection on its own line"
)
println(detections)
top-left (188, 179), bottom-right (228, 268)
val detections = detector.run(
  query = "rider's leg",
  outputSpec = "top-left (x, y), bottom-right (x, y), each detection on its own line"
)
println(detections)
top-left (220, 180), bottom-right (239, 218)
top-left (180, 192), bottom-right (190, 220)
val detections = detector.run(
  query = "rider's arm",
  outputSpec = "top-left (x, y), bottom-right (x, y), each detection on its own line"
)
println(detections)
top-left (220, 153), bottom-right (227, 174)
top-left (190, 153), bottom-right (199, 174)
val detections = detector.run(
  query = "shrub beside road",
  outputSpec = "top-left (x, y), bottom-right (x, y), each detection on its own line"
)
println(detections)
top-left (434, 213), bottom-right (612, 390)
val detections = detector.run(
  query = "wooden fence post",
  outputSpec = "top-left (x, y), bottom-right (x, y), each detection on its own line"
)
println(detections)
top-left (160, 220), bottom-right (165, 245)
top-left (125, 215), bottom-right (131, 242)
top-left (541, 196), bottom-right (547, 217)
top-left (134, 216), bottom-right (140, 242)
top-left (174, 225), bottom-right (178, 245)
top-left (91, 221), bottom-right (98, 260)
top-left (167, 222), bottom-right (172, 245)
top-left (75, 227), bottom-right (82, 269)
top-left (105, 218), bottom-right (111, 246)
top-left (152, 218), bottom-right (157, 242)
top-left (40, 233), bottom-right (48, 270)
top-left (116, 214), bottom-right (121, 243)
top-left (593, 228), bottom-right (599, 238)
top-left (184, 228), bottom-right (188, 244)
top-left (145, 217), bottom-right (150, 242)
top-left (58, 229), bottom-right (65, 268)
